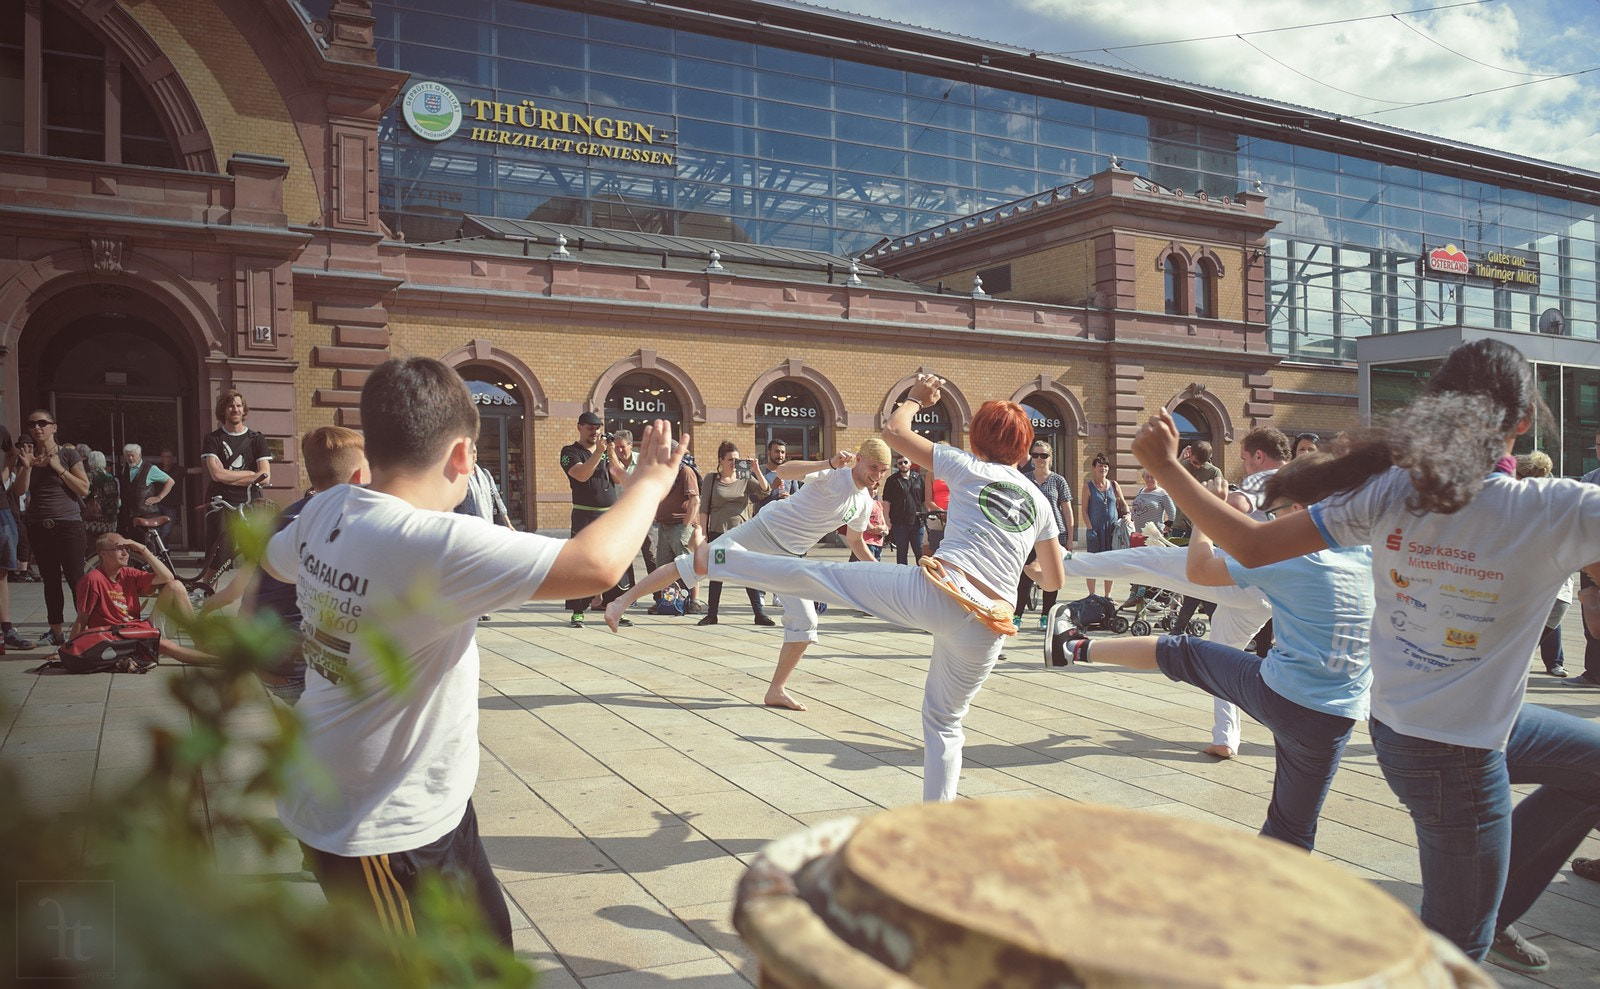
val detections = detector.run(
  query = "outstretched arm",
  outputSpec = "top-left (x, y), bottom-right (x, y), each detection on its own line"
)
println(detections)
top-left (537, 422), bottom-right (687, 600)
top-left (882, 373), bottom-right (941, 470)
top-left (1132, 410), bottom-right (1326, 567)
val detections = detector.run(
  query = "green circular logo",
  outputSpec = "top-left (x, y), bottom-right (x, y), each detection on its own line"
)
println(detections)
top-left (401, 82), bottom-right (462, 142)
top-left (977, 480), bottom-right (1037, 533)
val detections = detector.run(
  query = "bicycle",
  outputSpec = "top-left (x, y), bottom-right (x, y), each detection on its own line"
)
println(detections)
top-left (187, 478), bottom-right (273, 602)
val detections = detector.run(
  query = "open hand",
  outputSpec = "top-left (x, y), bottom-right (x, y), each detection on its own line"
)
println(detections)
top-left (626, 420), bottom-right (688, 489)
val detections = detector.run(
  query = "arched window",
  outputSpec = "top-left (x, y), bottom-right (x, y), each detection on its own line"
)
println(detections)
top-left (754, 378), bottom-right (825, 459)
top-left (0, 2), bottom-right (179, 166)
top-left (1193, 258), bottom-right (1217, 319)
top-left (1171, 400), bottom-right (1213, 448)
top-left (1163, 255), bottom-right (1185, 315)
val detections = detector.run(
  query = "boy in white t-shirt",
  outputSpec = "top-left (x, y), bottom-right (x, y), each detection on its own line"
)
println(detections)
top-left (261, 358), bottom-right (684, 946)
top-left (605, 440), bottom-right (888, 711)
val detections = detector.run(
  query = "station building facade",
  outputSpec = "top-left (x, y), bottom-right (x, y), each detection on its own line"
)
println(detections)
top-left (2, 0), bottom-right (1598, 532)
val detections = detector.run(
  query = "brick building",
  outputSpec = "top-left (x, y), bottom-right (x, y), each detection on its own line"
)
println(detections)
top-left (2, 0), bottom-right (1596, 533)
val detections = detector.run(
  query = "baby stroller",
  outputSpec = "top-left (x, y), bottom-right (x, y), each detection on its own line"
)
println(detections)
top-left (1117, 585), bottom-right (1189, 637)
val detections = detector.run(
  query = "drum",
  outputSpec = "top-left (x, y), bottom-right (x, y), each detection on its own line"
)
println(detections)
top-left (734, 798), bottom-right (1491, 989)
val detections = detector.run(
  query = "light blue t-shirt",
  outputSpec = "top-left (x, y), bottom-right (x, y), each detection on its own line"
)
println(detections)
top-left (1225, 545), bottom-right (1374, 720)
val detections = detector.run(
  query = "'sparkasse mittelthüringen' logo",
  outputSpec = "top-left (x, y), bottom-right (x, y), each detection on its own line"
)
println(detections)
top-left (402, 82), bottom-right (462, 142)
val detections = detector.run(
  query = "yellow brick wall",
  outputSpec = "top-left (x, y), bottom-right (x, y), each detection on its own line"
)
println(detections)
top-left (1132, 237), bottom-right (1245, 320)
top-left (936, 241), bottom-right (1096, 305)
top-left (123, 0), bottom-right (321, 223)
top-left (1140, 365), bottom-right (1254, 480)
top-left (389, 313), bottom-right (1139, 528)
top-left (290, 305), bottom-right (338, 492)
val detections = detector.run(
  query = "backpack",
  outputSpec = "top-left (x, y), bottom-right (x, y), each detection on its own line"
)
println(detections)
top-left (53, 624), bottom-right (160, 674)
top-left (1066, 594), bottom-right (1117, 629)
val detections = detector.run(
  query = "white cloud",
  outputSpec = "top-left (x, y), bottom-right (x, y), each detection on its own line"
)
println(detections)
top-left (817, 0), bottom-right (1600, 171)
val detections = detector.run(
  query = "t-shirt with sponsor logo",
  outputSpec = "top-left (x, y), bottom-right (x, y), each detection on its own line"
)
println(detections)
top-left (930, 444), bottom-right (1058, 600)
top-left (749, 465), bottom-right (873, 554)
top-left (262, 484), bottom-right (560, 856)
top-left (1310, 468), bottom-right (1600, 750)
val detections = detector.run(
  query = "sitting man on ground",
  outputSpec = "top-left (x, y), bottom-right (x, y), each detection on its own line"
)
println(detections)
top-left (70, 532), bottom-right (215, 665)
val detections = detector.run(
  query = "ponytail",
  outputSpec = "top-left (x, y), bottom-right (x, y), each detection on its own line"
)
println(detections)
top-left (1268, 339), bottom-right (1541, 516)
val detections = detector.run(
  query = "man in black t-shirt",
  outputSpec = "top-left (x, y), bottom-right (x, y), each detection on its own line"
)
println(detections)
top-left (560, 411), bottom-right (627, 627)
top-left (198, 389), bottom-right (272, 585)
top-left (881, 455), bottom-right (926, 565)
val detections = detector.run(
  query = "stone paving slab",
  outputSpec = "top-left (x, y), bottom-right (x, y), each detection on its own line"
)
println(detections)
top-left (3, 561), bottom-right (1600, 986)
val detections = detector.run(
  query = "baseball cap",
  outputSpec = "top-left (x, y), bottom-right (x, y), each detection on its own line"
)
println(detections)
top-left (578, 411), bottom-right (603, 426)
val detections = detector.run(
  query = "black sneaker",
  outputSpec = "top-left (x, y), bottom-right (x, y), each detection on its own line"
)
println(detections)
top-left (569, 612), bottom-right (585, 628)
top-left (3, 629), bottom-right (35, 650)
top-left (41, 629), bottom-right (65, 647)
top-left (1488, 925), bottom-right (1549, 974)
top-left (1043, 603), bottom-right (1089, 667)
top-left (1574, 857), bottom-right (1600, 882)
top-left (616, 617), bottom-right (633, 628)
top-left (1563, 671), bottom-right (1600, 688)
top-left (754, 614), bottom-right (776, 627)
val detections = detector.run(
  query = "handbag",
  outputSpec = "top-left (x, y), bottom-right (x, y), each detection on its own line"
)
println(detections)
top-left (56, 624), bottom-right (160, 674)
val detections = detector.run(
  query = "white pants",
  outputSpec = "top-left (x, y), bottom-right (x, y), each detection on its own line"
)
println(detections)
top-left (707, 546), bottom-right (1002, 802)
top-left (676, 517), bottom-right (819, 643)
top-left (1061, 546), bottom-right (1271, 750)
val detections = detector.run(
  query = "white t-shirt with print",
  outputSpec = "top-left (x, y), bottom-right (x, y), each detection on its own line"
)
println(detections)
top-left (1310, 468), bottom-right (1600, 750)
top-left (263, 485), bottom-right (561, 856)
top-left (931, 444), bottom-right (1058, 598)
top-left (753, 465), bottom-right (873, 554)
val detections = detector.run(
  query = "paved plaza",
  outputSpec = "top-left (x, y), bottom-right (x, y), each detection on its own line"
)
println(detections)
top-left (3, 550), bottom-right (1599, 987)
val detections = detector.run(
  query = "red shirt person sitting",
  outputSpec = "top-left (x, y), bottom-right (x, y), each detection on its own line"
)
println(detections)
top-left (71, 533), bottom-right (214, 666)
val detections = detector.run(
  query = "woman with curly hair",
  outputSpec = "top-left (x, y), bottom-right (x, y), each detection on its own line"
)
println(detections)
top-left (1130, 338), bottom-right (1600, 975)
top-left (691, 373), bottom-right (1066, 801)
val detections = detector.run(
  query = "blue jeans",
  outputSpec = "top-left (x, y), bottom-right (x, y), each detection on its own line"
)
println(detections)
top-left (1156, 636), bottom-right (1354, 851)
top-left (1372, 705), bottom-right (1600, 960)
top-left (888, 522), bottom-right (923, 565)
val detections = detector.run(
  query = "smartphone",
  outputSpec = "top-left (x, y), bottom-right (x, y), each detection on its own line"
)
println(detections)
top-left (735, 458), bottom-right (753, 480)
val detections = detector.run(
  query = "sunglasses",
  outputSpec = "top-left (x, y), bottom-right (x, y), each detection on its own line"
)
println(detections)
top-left (1030, 452), bottom-right (1050, 459)
top-left (26, 419), bottom-right (53, 428)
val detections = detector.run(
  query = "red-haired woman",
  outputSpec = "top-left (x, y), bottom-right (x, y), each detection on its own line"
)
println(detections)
top-left (691, 373), bottom-right (1066, 800)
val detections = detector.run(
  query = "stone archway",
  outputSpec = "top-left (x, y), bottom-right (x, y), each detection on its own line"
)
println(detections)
top-left (590, 350), bottom-right (706, 423)
top-left (740, 359), bottom-right (847, 428)
top-left (877, 369), bottom-right (973, 441)
top-left (1163, 384), bottom-right (1236, 444)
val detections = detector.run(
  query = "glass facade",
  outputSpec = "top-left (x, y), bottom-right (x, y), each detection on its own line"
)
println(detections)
top-left (350, 0), bottom-right (1600, 360)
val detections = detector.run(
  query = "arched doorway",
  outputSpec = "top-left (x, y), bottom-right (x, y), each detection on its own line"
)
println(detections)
top-left (459, 365), bottom-right (528, 530)
top-left (1171, 400), bottom-right (1215, 449)
top-left (604, 372), bottom-right (684, 439)
top-left (22, 307), bottom-right (201, 545)
top-left (1020, 393), bottom-right (1074, 471)
top-left (753, 378), bottom-right (826, 458)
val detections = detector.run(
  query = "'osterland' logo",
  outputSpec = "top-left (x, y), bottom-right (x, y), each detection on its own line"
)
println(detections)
top-left (401, 82), bottom-right (462, 142)
top-left (1426, 244), bottom-right (1470, 275)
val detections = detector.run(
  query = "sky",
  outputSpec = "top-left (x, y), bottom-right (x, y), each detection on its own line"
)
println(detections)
top-left (807, 0), bottom-right (1600, 173)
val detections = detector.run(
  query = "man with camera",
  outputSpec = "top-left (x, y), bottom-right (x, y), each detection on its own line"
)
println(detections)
top-left (560, 411), bottom-right (630, 628)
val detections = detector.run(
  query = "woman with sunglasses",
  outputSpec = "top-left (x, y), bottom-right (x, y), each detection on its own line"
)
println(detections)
top-left (11, 412), bottom-right (90, 645)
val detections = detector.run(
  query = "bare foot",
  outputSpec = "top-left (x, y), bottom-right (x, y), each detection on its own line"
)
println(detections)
top-left (692, 535), bottom-right (710, 578)
top-left (763, 689), bottom-right (807, 712)
top-left (603, 599), bottom-right (626, 633)
top-left (1202, 744), bottom-right (1235, 760)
